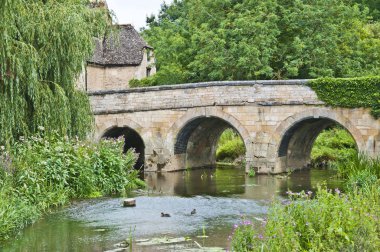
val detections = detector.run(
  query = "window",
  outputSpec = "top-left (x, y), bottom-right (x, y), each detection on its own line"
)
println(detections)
top-left (146, 67), bottom-right (151, 77)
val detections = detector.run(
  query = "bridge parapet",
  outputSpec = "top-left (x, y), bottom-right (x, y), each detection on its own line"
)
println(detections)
top-left (89, 80), bottom-right (323, 115)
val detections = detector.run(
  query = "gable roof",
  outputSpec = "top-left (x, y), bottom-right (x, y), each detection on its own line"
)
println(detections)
top-left (89, 24), bottom-right (152, 66)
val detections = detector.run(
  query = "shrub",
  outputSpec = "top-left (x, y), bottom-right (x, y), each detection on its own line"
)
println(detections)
top-left (0, 133), bottom-right (141, 241)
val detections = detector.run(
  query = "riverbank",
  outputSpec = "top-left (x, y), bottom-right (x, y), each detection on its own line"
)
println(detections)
top-left (0, 133), bottom-right (141, 242)
top-left (231, 155), bottom-right (380, 251)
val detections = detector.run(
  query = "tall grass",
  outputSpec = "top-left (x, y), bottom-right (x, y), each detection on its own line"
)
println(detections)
top-left (0, 132), bottom-right (141, 242)
top-left (231, 155), bottom-right (380, 251)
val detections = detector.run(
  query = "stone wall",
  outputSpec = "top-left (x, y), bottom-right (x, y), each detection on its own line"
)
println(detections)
top-left (89, 80), bottom-right (380, 173)
top-left (85, 48), bottom-right (156, 92)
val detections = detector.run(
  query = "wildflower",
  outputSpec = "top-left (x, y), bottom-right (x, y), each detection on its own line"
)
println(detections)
top-left (335, 188), bottom-right (341, 195)
top-left (258, 234), bottom-right (264, 239)
top-left (38, 126), bottom-right (45, 131)
top-left (233, 224), bottom-right (239, 229)
top-left (307, 191), bottom-right (312, 195)
top-left (0, 146), bottom-right (4, 151)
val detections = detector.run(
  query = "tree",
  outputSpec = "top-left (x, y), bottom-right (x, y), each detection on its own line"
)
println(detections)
top-left (0, 0), bottom-right (110, 145)
top-left (352, 0), bottom-right (380, 20)
top-left (136, 0), bottom-right (380, 86)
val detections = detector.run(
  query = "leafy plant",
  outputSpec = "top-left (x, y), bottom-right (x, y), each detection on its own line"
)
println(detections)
top-left (0, 134), bottom-right (141, 242)
top-left (248, 167), bottom-right (256, 178)
top-left (231, 155), bottom-right (380, 251)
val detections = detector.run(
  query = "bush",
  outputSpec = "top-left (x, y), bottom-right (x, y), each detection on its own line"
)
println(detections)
top-left (231, 155), bottom-right (380, 251)
top-left (129, 64), bottom-right (190, 87)
top-left (0, 132), bottom-right (141, 241)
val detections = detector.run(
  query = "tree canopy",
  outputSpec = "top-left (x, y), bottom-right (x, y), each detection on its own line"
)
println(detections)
top-left (132, 0), bottom-right (380, 86)
top-left (0, 0), bottom-right (110, 145)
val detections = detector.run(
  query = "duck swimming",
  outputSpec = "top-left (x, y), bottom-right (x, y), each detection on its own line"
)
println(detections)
top-left (191, 209), bottom-right (196, 215)
top-left (161, 212), bottom-right (171, 217)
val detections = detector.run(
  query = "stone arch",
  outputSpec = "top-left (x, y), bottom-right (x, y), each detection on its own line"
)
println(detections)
top-left (167, 107), bottom-right (252, 171)
top-left (99, 120), bottom-right (145, 170)
top-left (273, 108), bottom-right (365, 171)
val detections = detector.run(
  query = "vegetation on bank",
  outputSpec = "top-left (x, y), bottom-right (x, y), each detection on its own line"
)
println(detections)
top-left (0, 0), bottom-right (111, 146)
top-left (216, 129), bottom-right (245, 163)
top-left (311, 127), bottom-right (358, 165)
top-left (231, 155), bottom-right (380, 251)
top-left (130, 0), bottom-right (380, 87)
top-left (0, 133), bottom-right (141, 242)
top-left (216, 127), bottom-right (357, 166)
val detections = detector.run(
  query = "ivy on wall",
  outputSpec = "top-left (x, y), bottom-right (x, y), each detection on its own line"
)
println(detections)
top-left (308, 76), bottom-right (380, 118)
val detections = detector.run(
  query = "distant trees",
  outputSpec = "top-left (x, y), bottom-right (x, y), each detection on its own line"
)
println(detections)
top-left (133, 0), bottom-right (380, 86)
top-left (352, 0), bottom-right (380, 20)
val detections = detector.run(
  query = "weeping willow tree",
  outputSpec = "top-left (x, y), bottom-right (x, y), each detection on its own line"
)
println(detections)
top-left (0, 0), bottom-right (111, 145)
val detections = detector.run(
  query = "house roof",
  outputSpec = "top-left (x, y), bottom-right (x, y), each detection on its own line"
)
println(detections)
top-left (89, 24), bottom-right (152, 66)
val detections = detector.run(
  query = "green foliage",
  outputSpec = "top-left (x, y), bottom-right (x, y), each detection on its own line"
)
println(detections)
top-left (231, 155), bottom-right (380, 251)
top-left (232, 184), bottom-right (380, 251)
top-left (129, 64), bottom-right (190, 87)
top-left (216, 129), bottom-right (245, 163)
top-left (352, 0), bottom-right (380, 20)
top-left (336, 154), bottom-right (380, 191)
top-left (0, 0), bottom-right (111, 145)
top-left (133, 0), bottom-right (380, 87)
top-left (308, 76), bottom-right (380, 118)
top-left (248, 167), bottom-right (256, 178)
top-left (0, 134), bottom-right (140, 241)
top-left (311, 127), bottom-right (358, 164)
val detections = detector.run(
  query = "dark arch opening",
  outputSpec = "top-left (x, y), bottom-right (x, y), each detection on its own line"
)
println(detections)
top-left (102, 127), bottom-right (145, 170)
top-left (278, 117), bottom-right (357, 170)
top-left (174, 116), bottom-right (246, 169)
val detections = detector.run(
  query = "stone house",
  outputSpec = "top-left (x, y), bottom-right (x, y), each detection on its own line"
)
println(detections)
top-left (78, 24), bottom-right (156, 91)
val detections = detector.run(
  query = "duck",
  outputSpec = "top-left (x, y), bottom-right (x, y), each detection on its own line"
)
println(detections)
top-left (191, 209), bottom-right (196, 215)
top-left (161, 212), bottom-right (171, 217)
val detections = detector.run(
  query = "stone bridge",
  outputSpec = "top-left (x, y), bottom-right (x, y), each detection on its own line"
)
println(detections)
top-left (88, 80), bottom-right (380, 174)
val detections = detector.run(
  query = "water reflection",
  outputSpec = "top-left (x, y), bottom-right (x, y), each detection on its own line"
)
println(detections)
top-left (1, 166), bottom-right (344, 252)
top-left (144, 165), bottom-right (344, 199)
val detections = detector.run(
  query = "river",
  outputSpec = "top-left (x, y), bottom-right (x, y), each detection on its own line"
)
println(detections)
top-left (1, 166), bottom-right (344, 252)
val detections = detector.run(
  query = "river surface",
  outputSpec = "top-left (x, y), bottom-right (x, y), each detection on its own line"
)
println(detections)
top-left (1, 166), bottom-right (344, 252)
